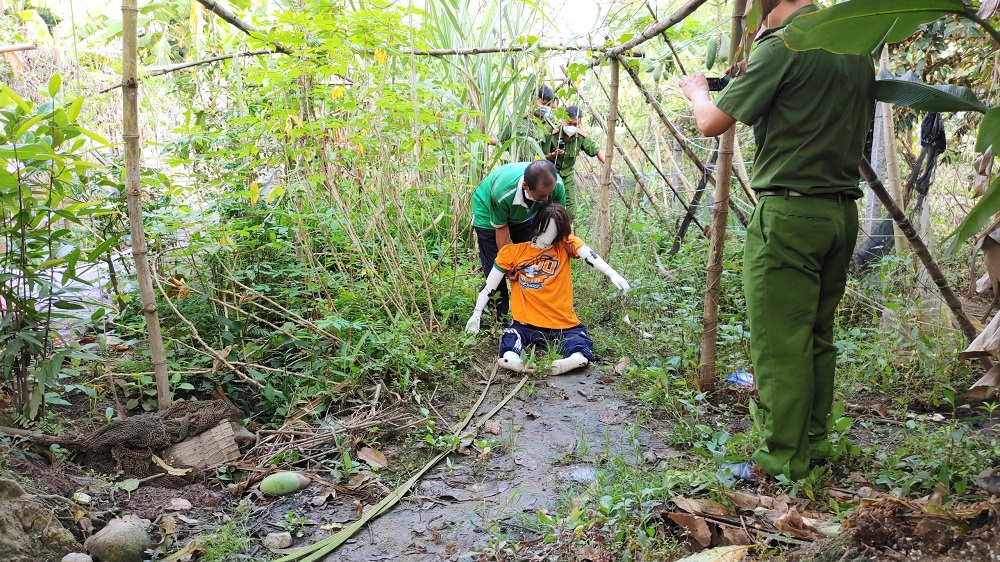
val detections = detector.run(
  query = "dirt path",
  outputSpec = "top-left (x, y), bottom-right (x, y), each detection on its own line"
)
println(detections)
top-left (290, 365), bottom-right (670, 561)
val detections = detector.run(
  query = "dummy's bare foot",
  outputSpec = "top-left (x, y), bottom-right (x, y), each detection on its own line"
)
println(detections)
top-left (550, 352), bottom-right (589, 375)
top-left (499, 351), bottom-right (525, 373)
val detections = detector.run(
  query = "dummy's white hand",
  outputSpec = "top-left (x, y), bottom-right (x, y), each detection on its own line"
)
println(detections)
top-left (609, 273), bottom-right (630, 295)
top-left (465, 313), bottom-right (482, 334)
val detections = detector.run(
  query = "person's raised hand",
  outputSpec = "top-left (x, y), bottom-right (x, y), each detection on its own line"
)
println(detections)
top-left (678, 73), bottom-right (709, 102)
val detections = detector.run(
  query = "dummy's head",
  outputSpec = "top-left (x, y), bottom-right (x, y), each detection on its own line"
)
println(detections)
top-left (533, 203), bottom-right (572, 247)
top-left (523, 160), bottom-right (558, 202)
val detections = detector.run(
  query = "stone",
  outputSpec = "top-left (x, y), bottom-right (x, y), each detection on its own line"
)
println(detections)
top-left (0, 478), bottom-right (82, 562)
top-left (62, 554), bottom-right (93, 562)
top-left (263, 531), bottom-right (293, 550)
top-left (84, 518), bottom-right (152, 562)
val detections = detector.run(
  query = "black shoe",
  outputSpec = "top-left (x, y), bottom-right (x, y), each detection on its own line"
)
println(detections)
top-left (722, 460), bottom-right (760, 483)
top-left (809, 458), bottom-right (829, 469)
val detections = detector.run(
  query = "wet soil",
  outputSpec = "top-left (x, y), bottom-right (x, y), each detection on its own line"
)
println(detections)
top-left (250, 365), bottom-right (673, 561)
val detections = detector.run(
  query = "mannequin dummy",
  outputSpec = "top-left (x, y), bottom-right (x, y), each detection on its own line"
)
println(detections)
top-left (465, 204), bottom-right (629, 375)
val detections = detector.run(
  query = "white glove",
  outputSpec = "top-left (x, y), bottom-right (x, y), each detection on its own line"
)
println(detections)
top-left (465, 313), bottom-right (482, 334)
top-left (608, 272), bottom-right (630, 295)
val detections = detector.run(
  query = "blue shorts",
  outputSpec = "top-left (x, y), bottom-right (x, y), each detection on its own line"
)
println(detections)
top-left (499, 321), bottom-right (594, 360)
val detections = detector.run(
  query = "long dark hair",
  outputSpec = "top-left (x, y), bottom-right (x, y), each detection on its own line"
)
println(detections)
top-left (533, 203), bottom-right (572, 243)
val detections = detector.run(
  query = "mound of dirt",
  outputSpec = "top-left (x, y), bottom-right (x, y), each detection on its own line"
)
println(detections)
top-left (0, 478), bottom-right (81, 562)
top-left (846, 498), bottom-right (1000, 561)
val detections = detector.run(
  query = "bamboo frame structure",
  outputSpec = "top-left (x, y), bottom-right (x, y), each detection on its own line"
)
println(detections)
top-left (123, 0), bottom-right (171, 408)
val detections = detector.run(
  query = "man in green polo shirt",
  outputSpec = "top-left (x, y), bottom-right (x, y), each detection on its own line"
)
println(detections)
top-left (539, 106), bottom-right (612, 217)
top-left (680, 0), bottom-right (875, 482)
top-left (472, 160), bottom-right (566, 320)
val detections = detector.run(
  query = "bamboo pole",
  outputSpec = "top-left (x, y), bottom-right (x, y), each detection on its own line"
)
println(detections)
top-left (397, 44), bottom-right (643, 57)
top-left (879, 47), bottom-right (907, 255)
top-left (608, 0), bottom-right (710, 57)
top-left (100, 49), bottom-right (279, 93)
top-left (0, 43), bottom-right (36, 54)
top-left (699, 0), bottom-right (746, 391)
top-left (597, 59), bottom-right (620, 254)
top-left (643, 1), bottom-right (688, 75)
top-left (859, 159), bottom-right (977, 342)
top-left (123, 0), bottom-right (171, 408)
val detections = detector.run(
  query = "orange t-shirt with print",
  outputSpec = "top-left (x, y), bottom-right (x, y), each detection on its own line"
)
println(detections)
top-left (494, 234), bottom-right (586, 329)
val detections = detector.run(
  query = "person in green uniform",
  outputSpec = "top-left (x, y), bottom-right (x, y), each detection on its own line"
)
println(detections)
top-left (539, 106), bottom-right (612, 216)
top-left (490, 86), bottom-right (558, 163)
top-left (680, 0), bottom-right (875, 482)
top-left (471, 160), bottom-right (566, 320)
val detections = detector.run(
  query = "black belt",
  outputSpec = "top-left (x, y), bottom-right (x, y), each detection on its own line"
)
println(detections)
top-left (756, 188), bottom-right (856, 202)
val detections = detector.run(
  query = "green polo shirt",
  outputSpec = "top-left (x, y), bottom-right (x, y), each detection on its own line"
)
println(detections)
top-left (539, 128), bottom-right (602, 182)
top-left (713, 4), bottom-right (876, 197)
top-left (471, 162), bottom-right (566, 229)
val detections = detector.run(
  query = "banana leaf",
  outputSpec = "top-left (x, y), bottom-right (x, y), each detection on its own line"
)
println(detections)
top-left (783, 0), bottom-right (966, 55)
top-left (875, 70), bottom-right (988, 113)
top-left (976, 107), bottom-right (1000, 152)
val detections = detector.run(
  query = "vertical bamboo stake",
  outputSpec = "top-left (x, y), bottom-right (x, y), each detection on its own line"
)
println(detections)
top-left (123, 0), bottom-right (171, 408)
top-left (699, 0), bottom-right (746, 391)
top-left (879, 47), bottom-right (906, 255)
top-left (597, 59), bottom-right (620, 255)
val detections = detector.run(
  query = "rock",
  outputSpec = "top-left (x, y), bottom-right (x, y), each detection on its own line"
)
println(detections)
top-left (0, 478), bottom-right (82, 562)
top-left (62, 554), bottom-right (93, 562)
top-left (263, 531), bottom-right (293, 550)
top-left (84, 518), bottom-right (152, 562)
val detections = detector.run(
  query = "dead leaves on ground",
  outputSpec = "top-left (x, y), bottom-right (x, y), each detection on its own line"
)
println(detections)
top-left (662, 492), bottom-right (840, 552)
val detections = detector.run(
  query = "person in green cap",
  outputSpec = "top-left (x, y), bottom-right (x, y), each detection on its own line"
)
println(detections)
top-left (679, 0), bottom-right (875, 482)
top-left (539, 106), bottom-right (613, 217)
top-left (471, 160), bottom-right (566, 321)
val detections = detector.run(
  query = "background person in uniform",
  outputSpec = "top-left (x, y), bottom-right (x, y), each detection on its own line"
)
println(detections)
top-left (471, 160), bottom-right (566, 321)
top-left (540, 106), bottom-right (612, 216)
top-left (490, 85), bottom-right (558, 162)
top-left (679, 0), bottom-right (876, 482)
top-left (465, 204), bottom-right (629, 375)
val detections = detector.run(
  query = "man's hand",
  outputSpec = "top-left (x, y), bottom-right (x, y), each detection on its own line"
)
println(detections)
top-left (465, 313), bottom-right (482, 334)
top-left (679, 73), bottom-right (710, 102)
top-left (609, 272), bottom-right (630, 295)
top-left (546, 149), bottom-right (565, 161)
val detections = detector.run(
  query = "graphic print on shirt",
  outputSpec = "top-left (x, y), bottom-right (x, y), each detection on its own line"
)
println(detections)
top-left (517, 253), bottom-right (559, 290)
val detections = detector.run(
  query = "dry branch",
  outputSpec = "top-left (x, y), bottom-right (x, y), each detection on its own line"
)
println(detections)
top-left (396, 44), bottom-right (642, 57)
top-left (195, 0), bottom-right (290, 55)
top-left (597, 59), bottom-right (620, 254)
top-left (644, 0), bottom-right (688, 75)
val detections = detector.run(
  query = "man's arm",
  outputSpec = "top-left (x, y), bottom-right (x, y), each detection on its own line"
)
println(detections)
top-left (495, 224), bottom-right (511, 248)
top-left (679, 74), bottom-right (737, 137)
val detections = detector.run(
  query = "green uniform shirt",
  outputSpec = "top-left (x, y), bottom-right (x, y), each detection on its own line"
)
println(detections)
top-left (539, 127), bottom-right (602, 182)
top-left (471, 162), bottom-right (567, 229)
top-left (713, 5), bottom-right (875, 198)
top-left (497, 113), bottom-right (552, 163)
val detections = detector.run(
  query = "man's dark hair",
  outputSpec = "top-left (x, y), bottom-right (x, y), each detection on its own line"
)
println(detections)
top-left (533, 203), bottom-right (572, 243)
top-left (566, 106), bottom-right (583, 119)
top-left (524, 160), bottom-right (558, 191)
top-left (537, 85), bottom-right (554, 102)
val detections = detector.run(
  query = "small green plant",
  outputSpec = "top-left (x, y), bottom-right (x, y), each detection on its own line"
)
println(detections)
top-left (281, 511), bottom-right (309, 538)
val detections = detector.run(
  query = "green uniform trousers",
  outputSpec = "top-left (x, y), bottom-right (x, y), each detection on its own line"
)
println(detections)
top-left (560, 174), bottom-right (577, 217)
top-left (744, 194), bottom-right (858, 480)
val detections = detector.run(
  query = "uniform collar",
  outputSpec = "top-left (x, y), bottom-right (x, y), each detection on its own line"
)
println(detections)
top-left (513, 175), bottom-right (529, 208)
top-left (758, 3), bottom-right (818, 41)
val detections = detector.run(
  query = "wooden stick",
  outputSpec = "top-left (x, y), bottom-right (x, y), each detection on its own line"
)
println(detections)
top-left (396, 44), bottom-right (643, 57)
top-left (608, 0), bottom-right (710, 57)
top-left (123, 0), bottom-right (171, 409)
top-left (700, 0), bottom-right (746, 392)
top-left (0, 43), bottom-right (36, 54)
top-left (859, 158), bottom-right (978, 342)
top-left (644, 0), bottom-right (688, 75)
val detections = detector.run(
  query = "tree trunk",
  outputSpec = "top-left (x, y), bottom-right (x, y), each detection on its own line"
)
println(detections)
top-left (597, 59), bottom-right (620, 255)
top-left (859, 158), bottom-right (977, 342)
top-left (123, 0), bottom-right (171, 409)
top-left (699, 0), bottom-right (746, 391)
